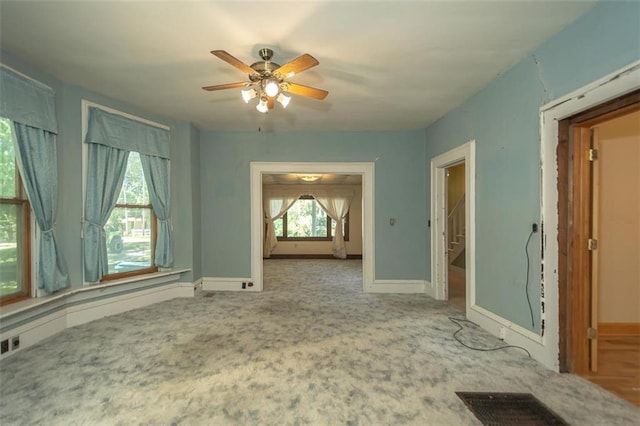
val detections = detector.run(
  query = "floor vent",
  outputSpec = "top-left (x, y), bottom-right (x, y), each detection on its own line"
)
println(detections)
top-left (456, 392), bottom-right (568, 425)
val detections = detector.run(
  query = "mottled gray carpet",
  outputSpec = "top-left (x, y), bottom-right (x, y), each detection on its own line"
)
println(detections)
top-left (0, 259), bottom-right (638, 425)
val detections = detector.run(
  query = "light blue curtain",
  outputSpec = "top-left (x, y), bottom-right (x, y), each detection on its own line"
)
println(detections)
top-left (83, 143), bottom-right (129, 282)
top-left (12, 123), bottom-right (70, 292)
top-left (84, 106), bottom-right (172, 278)
top-left (140, 154), bottom-right (173, 267)
top-left (1, 67), bottom-right (69, 292)
top-left (0, 68), bottom-right (57, 133)
top-left (86, 107), bottom-right (170, 159)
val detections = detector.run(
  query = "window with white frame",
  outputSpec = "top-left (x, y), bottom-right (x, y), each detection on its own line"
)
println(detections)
top-left (83, 104), bottom-right (172, 283)
top-left (273, 195), bottom-right (349, 241)
top-left (103, 152), bottom-right (157, 279)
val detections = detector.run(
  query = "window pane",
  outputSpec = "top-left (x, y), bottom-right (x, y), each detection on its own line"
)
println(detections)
top-left (272, 217), bottom-right (283, 237)
top-left (0, 118), bottom-right (17, 198)
top-left (286, 199), bottom-right (327, 238)
top-left (0, 203), bottom-right (26, 298)
top-left (117, 152), bottom-right (149, 205)
top-left (105, 207), bottom-right (152, 274)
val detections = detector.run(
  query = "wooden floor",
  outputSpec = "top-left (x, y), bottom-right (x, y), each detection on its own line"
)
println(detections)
top-left (448, 265), bottom-right (466, 311)
top-left (583, 334), bottom-right (640, 406)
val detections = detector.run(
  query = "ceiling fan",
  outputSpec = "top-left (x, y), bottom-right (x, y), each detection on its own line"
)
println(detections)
top-left (202, 48), bottom-right (328, 113)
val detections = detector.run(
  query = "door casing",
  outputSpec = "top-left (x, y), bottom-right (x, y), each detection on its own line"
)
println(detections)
top-left (430, 140), bottom-right (475, 310)
top-left (555, 91), bottom-right (639, 373)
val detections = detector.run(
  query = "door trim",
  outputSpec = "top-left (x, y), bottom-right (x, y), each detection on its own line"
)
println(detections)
top-left (430, 140), bottom-right (475, 311)
top-left (540, 60), bottom-right (640, 371)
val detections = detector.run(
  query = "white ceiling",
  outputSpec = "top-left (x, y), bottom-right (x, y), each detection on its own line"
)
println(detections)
top-left (0, 0), bottom-right (596, 132)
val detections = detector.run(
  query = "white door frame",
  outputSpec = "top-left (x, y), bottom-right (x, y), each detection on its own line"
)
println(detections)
top-left (250, 162), bottom-right (375, 292)
top-left (430, 140), bottom-right (476, 311)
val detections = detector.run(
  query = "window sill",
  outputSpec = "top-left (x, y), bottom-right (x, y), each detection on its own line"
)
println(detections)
top-left (0, 268), bottom-right (190, 321)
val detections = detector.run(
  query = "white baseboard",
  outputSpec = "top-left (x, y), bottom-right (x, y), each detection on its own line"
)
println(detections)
top-left (424, 280), bottom-right (436, 298)
top-left (201, 277), bottom-right (259, 292)
top-left (467, 304), bottom-right (555, 370)
top-left (0, 310), bottom-right (67, 361)
top-left (366, 280), bottom-right (427, 293)
top-left (66, 283), bottom-right (193, 327)
top-left (0, 281), bottom-right (194, 361)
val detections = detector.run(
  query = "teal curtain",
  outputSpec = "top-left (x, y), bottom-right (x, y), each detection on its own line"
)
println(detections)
top-left (140, 154), bottom-right (173, 268)
top-left (83, 106), bottom-right (172, 279)
top-left (83, 143), bottom-right (129, 282)
top-left (12, 123), bottom-right (70, 292)
top-left (0, 68), bottom-right (57, 133)
top-left (86, 107), bottom-right (170, 158)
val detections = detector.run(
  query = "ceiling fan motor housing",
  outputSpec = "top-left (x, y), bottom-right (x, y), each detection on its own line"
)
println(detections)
top-left (249, 49), bottom-right (281, 82)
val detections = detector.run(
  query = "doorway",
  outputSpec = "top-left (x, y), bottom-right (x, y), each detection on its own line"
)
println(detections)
top-left (557, 90), bottom-right (640, 405)
top-left (260, 173), bottom-right (364, 291)
top-left (250, 162), bottom-right (375, 292)
top-left (446, 163), bottom-right (466, 310)
top-left (431, 140), bottom-right (475, 311)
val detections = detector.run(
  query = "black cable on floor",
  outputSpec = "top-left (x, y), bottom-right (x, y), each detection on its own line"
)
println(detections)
top-left (525, 229), bottom-right (535, 328)
top-left (448, 317), bottom-right (532, 358)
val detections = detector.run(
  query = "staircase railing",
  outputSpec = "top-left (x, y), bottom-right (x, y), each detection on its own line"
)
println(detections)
top-left (447, 195), bottom-right (465, 260)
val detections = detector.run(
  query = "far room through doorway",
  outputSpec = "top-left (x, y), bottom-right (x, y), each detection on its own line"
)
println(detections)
top-left (261, 172), bottom-right (364, 291)
top-left (250, 162), bottom-right (375, 292)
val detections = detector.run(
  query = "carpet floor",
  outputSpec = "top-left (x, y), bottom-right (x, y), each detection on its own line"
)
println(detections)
top-left (0, 259), bottom-right (638, 425)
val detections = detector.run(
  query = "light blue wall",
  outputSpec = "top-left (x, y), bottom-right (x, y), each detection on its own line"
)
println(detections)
top-left (424, 1), bottom-right (640, 332)
top-left (0, 49), bottom-right (198, 287)
top-left (190, 124), bottom-right (202, 281)
top-left (199, 130), bottom-right (427, 281)
top-left (172, 123), bottom-right (200, 282)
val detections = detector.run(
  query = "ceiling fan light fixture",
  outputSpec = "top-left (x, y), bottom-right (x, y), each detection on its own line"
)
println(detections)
top-left (256, 97), bottom-right (269, 113)
top-left (241, 87), bottom-right (257, 103)
top-left (264, 79), bottom-right (279, 97)
top-left (276, 93), bottom-right (291, 108)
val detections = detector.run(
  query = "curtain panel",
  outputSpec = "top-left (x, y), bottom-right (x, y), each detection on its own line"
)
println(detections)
top-left (0, 67), bottom-right (57, 133)
top-left (85, 107), bottom-right (170, 159)
top-left (262, 189), bottom-right (304, 258)
top-left (2, 67), bottom-right (70, 292)
top-left (12, 123), bottom-right (70, 291)
top-left (83, 143), bottom-right (130, 282)
top-left (313, 190), bottom-right (354, 259)
top-left (140, 154), bottom-right (173, 268)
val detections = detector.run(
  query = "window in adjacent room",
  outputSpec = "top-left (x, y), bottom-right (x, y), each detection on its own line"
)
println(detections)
top-left (102, 152), bottom-right (157, 280)
top-left (0, 117), bottom-right (31, 304)
top-left (273, 195), bottom-right (349, 241)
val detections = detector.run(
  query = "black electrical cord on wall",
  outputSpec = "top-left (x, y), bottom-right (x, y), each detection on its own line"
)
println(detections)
top-left (525, 228), bottom-right (535, 328)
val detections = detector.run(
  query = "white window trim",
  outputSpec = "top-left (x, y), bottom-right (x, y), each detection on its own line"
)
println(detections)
top-left (80, 100), bottom-right (170, 286)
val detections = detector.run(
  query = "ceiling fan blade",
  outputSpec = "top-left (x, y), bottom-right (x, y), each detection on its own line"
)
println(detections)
top-left (274, 54), bottom-right (319, 78)
top-left (267, 97), bottom-right (275, 110)
top-left (202, 82), bottom-right (247, 91)
top-left (285, 82), bottom-right (328, 100)
top-left (211, 50), bottom-right (256, 75)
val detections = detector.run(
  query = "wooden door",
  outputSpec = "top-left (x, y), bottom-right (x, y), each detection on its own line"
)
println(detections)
top-left (557, 89), bottom-right (640, 375)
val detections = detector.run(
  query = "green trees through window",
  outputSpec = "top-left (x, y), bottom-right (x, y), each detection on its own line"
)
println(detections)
top-left (273, 196), bottom-right (347, 241)
top-left (0, 117), bottom-right (31, 303)
top-left (103, 152), bottom-right (156, 278)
